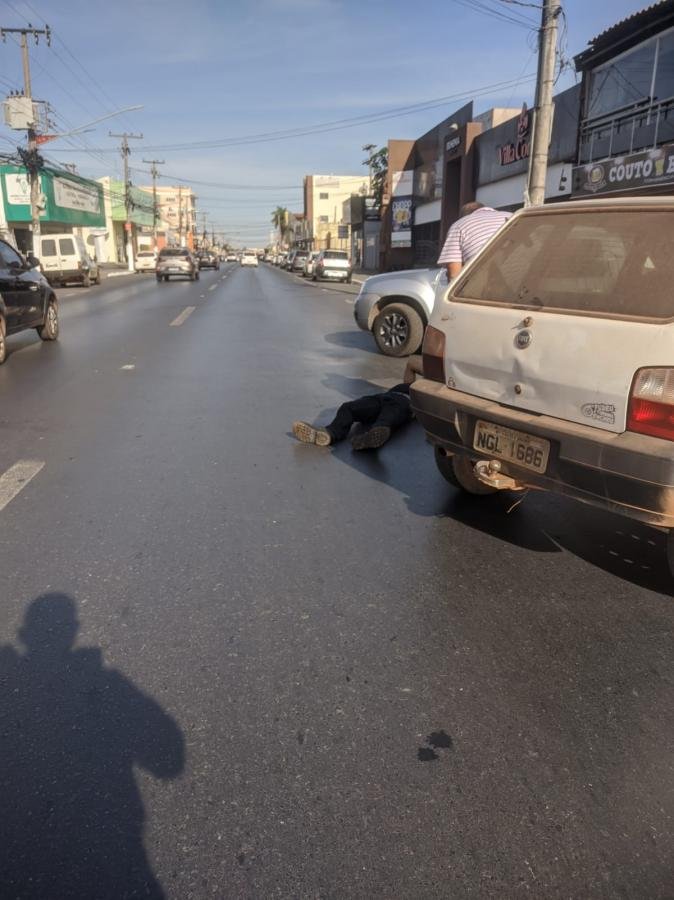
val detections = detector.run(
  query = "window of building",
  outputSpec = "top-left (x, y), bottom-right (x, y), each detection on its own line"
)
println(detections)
top-left (655, 29), bottom-right (674, 102)
top-left (319, 192), bottom-right (329, 199)
top-left (588, 41), bottom-right (656, 119)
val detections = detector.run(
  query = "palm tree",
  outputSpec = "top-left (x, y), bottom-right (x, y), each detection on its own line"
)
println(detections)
top-left (271, 206), bottom-right (290, 245)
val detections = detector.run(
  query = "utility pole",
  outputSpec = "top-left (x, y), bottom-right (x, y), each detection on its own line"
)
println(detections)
top-left (110, 131), bottom-right (143, 271)
top-left (0, 25), bottom-right (51, 255)
top-left (201, 212), bottom-right (207, 249)
top-left (143, 157), bottom-right (164, 251)
top-left (177, 185), bottom-right (184, 247)
top-left (526, 0), bottom-right (562, 207)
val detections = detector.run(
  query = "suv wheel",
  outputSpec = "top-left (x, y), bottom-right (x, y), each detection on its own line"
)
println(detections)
top-left (37, 299), bottom-right (59, 341)
top-left (434, 447), bottom-right (497, 495)
top-left (0, 315), bottom-right (6, 365)
top-left (373, 303), bottom-right (424, 357)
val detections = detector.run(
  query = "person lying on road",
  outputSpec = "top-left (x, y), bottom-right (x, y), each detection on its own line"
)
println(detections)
top-left (292, 355), bottom-right (423, 451)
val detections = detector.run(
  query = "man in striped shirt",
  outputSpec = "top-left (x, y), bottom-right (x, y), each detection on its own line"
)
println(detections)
top-left (437, 202), bottom-right (512, 279)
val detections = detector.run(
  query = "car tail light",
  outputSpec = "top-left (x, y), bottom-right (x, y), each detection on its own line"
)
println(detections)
top-left (422, 325), bottom-right (446, 384)
top-left (628, 367), bottom-right (674, 440)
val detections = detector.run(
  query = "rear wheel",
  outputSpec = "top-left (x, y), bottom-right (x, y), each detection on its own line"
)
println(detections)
top-left (82, 273), bottom-right (91, 288)
top-left (434, 447), bottom-right (497, 495)
top-left (373, 303), bottom-right (424, 357)
top-left (0, 315), bottom-right (6, 365)
top-left (666, 531), bottom-right (674, 580)
top-left (37, 299), bottom-right (59, 341)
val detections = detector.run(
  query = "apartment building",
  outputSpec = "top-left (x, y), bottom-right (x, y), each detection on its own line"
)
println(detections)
top-left (303, 174), bottom-right (371, 251)
top-left (141, 184), bottom-right (197, 248)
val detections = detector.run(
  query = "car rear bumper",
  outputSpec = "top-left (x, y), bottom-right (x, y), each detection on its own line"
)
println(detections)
top-left (411, 378), bottom-right (674, 528)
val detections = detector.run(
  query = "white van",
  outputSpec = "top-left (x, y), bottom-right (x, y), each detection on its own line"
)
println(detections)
top-left (39, 233), bottom-right (101, 287)
top-left (412, 197), bottom-right (674, 575)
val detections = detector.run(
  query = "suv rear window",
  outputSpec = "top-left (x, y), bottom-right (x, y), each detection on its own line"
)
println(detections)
top-left (59, 238), bottom-right (75, 255)
top-left (159, 248), bottom-right (188, 257)
top-left (322, 251), bottom-right (347, 260)
top-left (454, 210), bottom-right (674, 320)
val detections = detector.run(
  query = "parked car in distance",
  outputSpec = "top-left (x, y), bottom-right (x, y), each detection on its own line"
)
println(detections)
top-left (0, 239), bottom-right (59, 365)
top-left (289, 249), bottom-right (308, 273)
top-left (241, 252), bottom-right (258, 267)
top-left (412, 196), bottom-right (674, 576)
top-left (283, 250), bottom-right (296, 270)
top-left (303, 251), bottom-right (320, 278)
top-left (135, 250), bottom-right (157, 273)
top-left (198, 251), bottom-right (220, 270)
top-left (313, 249), bottom-right (352, 283)
top-left (226, 253), bottom-right (237, 262)
top-left (354, 267), bottom-right (444, 357)
top-left (39, 234), bottom-right (101, 287)
top-left (156, 247), bottom-right (199, 281)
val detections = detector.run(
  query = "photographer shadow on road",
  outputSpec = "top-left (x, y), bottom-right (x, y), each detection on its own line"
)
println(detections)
top-left (0, 592), bottom-right (185, 899)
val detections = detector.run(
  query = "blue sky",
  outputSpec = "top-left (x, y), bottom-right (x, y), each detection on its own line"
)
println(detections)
top-left (0, 0), bottom-right (650, 245)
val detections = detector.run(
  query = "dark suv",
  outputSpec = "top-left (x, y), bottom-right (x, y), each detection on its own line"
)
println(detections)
top-left (0, 239), bottom-right (59, 365)
top-left (198, 251), bottom-right (220, 270)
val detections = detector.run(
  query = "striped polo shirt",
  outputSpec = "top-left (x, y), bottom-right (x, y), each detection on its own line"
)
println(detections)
top-left (437, 206), bottom-right (512, 265)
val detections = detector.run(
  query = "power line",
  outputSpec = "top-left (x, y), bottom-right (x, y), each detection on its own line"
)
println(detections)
top-left (46, 73), bottom-right (536, 155)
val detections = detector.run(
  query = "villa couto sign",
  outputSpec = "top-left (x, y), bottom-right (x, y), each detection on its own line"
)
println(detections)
top-left (496, 104), bottom-right (530, 166)
top-left (573, 144), bottom-right (674, 196)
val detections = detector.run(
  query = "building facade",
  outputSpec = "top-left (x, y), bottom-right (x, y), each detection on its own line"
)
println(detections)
top-left (572, 0), bottom-right (674, 199)
top-left (303, 174), bottom-right (371, 251)
top-left (0, 165), bottom-right (105, 254)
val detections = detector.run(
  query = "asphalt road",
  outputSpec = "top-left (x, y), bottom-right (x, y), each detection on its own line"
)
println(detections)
top-left (0, 262), bottom-right (672, 899)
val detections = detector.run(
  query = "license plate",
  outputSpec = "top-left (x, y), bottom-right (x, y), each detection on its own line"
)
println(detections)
top-left (473, 420), bottom-right (550, 474)
top-left (168, 267), bottom-right (181, 272)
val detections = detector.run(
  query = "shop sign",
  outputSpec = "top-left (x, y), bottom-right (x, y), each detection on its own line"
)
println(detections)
top-left (391, 170), bottom-right (414, 197)
top-left (53, 176), bottom-right (101, 215)
top-left (496, 103), bottom-right (530, 166)
top-left (572, 143), bottom-right (674, 196)
top-left (391, 195), bottom-right (413, 248)
top-left (446, 135), bottom-right (461, 155)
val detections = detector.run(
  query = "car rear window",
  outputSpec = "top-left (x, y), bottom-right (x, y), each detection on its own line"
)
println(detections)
top-left (323, 251), bottom-right (347, 260)
top-left (42, 239), bottom-right (57, 257)
top-left (294, 251), bottom-right (308, 258)
top-left (453, 210), bottom-right (674, 320)
top-left (138, 251), bottom-right (155, 258)
top-left (59, 238), bottom-right (75, 255)
top-left (159, 248), bottom-right (188, 257)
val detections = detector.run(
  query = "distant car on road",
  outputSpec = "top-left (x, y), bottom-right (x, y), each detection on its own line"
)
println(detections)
top-left (353, 267), bottom-right (444, 357)
top-left (289, 249), bottom-right (308, 273)
top-left (0, 239), bottom-right (59, 365)
top-left (198, 251), bottom-right (220, 270)
top-left (240, 252), bottom-right (258, 267)
top-left (302, 251), bottom-right (320, 278)
top-left (226, 253), bottom-right (237, 262)
top-left (135, 250), bottom-right (157, 273)
top-left (156, 247), bottom-right (199, 282)
top-left (312, 249), bottom-right (352, 284)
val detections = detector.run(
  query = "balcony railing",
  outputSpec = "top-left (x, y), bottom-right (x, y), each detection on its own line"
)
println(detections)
top-left (578, 96), bottom-right (674, 164)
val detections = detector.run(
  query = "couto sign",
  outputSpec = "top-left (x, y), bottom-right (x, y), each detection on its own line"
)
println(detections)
top-left (496, 104), bottom-right (530, 167)
top-left (572, 143), bottom-right (674, 196)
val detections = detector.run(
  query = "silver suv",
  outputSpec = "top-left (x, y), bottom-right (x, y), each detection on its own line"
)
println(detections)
top-left (156, 248), bottom-right (199, 282)
top-left (354, 268), bottom-right (445, 357)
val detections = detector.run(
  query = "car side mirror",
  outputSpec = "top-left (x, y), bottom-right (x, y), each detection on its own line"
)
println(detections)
top-left (26, 254), bottom-right (40, 269)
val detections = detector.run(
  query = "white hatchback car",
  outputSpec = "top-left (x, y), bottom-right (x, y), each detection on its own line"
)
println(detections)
top-left (411, 197), bottom-right (674, 574)
top-left (241, 252), bottom-right (258, 267)
top-left (135, 250), bottom-right (157, 273)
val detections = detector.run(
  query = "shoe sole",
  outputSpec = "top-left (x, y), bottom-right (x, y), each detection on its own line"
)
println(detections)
top-left (351, 426), bottom-right (391, 450)
top-left (292, 421), bottom-right (331, 446)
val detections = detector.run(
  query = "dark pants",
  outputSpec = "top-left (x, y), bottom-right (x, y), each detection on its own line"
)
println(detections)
top-left (326, 392), bottom-right (412, 443)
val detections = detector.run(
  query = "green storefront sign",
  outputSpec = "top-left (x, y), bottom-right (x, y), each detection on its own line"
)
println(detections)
top-left (1, 165), bottom-right (105, 228)
top-left (107, 179), bottom-right (155, 227)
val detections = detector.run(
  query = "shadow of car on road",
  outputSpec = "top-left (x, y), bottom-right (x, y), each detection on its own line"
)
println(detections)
top-left (0, 592), bottom-right (186, 899)
top-left (324, 331), bottom-right (381, 356)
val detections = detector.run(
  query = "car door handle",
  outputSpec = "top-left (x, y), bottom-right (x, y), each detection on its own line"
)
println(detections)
top-left (28, 284), bottom-right (39, 291)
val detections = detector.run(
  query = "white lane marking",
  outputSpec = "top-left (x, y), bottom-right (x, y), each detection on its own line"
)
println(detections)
top-left (208, 283), bottom-right (217, 292)
top-left (199, 294), bottom-right (205, 299)
top-left (343, 297), bottom-right (353, 304)
top-left (0, 460), bottom-right (45, 512)
top-left (170, 306), bottom-right (196, 327)
top-left (120, 364), bottom-right (135, 370)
